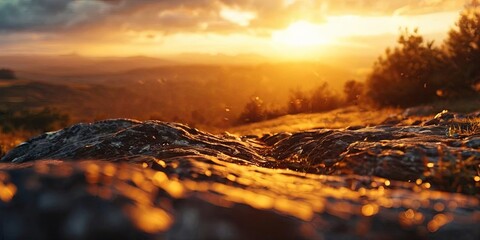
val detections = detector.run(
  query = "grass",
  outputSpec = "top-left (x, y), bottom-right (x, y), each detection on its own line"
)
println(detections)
top-left (447, 117), bottom-right (480, 137)
top-left (423, 153), bottom-right (480, 195)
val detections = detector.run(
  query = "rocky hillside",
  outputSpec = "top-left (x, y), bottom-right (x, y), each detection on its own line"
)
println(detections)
top-left (0, 110), bottom-right (479, 239)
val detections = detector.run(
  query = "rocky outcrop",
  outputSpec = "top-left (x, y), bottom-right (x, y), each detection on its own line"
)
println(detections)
top-left (1, 111), bottom-right (479, 239)
top-left (1, 120), bottom-right (262, 164)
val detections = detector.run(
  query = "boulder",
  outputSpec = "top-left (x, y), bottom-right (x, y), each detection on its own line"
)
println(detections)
top-left (1, 112), bottom-right (479, 239)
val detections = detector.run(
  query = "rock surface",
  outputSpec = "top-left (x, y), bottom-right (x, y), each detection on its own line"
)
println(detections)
top-left (1, 112), bottom-right (480, 239)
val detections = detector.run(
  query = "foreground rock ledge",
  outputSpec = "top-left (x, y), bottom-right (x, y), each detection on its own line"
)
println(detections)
top-left (1, 114), bottom-right (479, 239)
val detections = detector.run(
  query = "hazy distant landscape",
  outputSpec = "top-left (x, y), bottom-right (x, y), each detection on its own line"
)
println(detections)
top-left (0, 54), bottom-right (362, 131)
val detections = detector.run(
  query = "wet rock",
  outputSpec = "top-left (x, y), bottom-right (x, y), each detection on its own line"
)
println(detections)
top-left (402, 105), bottom-right (435, 117)
top-left (346, 125), bottom-right (365, 130)
top-left (1, 112), bottom-right (479, 239)
top-left (465, 137), bottom-right (480, 149)
top-left (1, 159), bottom-right (479, 240)
top-left (380, 115), bottom-right (403, 125)
top-left (1, 120), bottom-right (262, 165)
top-left (434, 110), bottom-right (455, 121)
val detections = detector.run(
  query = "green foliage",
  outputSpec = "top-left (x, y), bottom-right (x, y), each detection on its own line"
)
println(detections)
top-left (0, 68), bottom-right (16, 80)
top-left (0, 108), bottom-right (69, 133)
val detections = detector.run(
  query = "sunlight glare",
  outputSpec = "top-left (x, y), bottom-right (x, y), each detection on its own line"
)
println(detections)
top-left (272, 11), bottom-right (458, 49)
top-left (272, 21), bottom-right (333, 47)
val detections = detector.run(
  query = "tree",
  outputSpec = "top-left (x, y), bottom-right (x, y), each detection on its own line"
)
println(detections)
top-left (0, 68), bottom-right (16, 80)
top-left (365, 29), bottom-right (444, 107)
top-left (443, 0), bottom-right (480, 95)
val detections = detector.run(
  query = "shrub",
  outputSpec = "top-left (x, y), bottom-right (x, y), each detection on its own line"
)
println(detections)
top-left (0, 68), bottom-right (16, 80)
top-left (236, 97), bottom-right (285, 125)
top-left (0, 108), bottom-right (69, 133)
top-left (365, 29), bottom-right (444, 107)
top-left (237, 97), bottom-right (267, 124)
top-left (366, 1), bottom-right (480, 107)
top-left (287, 89), bottom-right (310, 114)
top-left (286, 83), bottom-right (343, 114)
top-left (442, 0), bottom-right (480, 96)
top-left (310, 83), bottom-right (343, 112)
top-left (343, 80), bottom-right (364, 105)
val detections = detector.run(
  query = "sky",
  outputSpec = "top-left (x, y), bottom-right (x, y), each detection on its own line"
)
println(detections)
top-left (0, 0), bottom-right (470, 60)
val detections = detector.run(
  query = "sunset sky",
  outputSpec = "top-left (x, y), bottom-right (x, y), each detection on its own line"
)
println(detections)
top-left (0, 0), bottom-right (469, 60)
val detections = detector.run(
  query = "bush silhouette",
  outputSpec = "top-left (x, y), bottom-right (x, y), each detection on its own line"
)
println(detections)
top-left (0, 68), bottom-right (16, 80)
top-left (287, 89), bottom-right (310, 114)
top-left (310, 83), bottom-right (342, 112)
top-left (343, 80), bottom-right (364, 105)
top-left (287, 83), bottom-right (342, 114)
top-left (237, 97), bottom-right (267, 124)
top-left (442, 0), bottom-right (480, 96)
top-left (0, 108), bottom-right (69, 133)
top-left (366, 1), bottom-right (480, 107)
top-left (365, 29), bottom-right (444, 107)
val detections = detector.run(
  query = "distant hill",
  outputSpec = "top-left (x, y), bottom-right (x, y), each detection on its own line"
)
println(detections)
top-left (0, 68), bottom-right (16, 80)
top-left (0, 80), bottom-right (151, 122)
top-left (171, 53), bottom-right (269, 65)
top-left (0, 54), bottom-right (175, 82)
top-left (0, 55), bottom-right (362, 129)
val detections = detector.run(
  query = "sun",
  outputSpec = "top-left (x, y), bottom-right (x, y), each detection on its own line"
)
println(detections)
top-left (272, 21), bottom-right (333, 47)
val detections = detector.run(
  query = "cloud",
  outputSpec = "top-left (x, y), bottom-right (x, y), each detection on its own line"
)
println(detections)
top-left (0, 0), bottom-right (466, 34)
top-left (0, 0), bottom-right (112, 31)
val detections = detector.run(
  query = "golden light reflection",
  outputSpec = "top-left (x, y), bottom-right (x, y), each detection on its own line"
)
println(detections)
top-left (152, 172), bottom-right (168, 185)
top-left (85, 163), bottom-right (100, 184)
top-left (399, 209), bottom-right (424, 227)
top-left (427, 213), bottom-right (452, 232)
top-left (416, 179), bottom-right (423, 185)
top-left (103, 163), bottom-right (117, 177)
top-left (3, 159), bottom-right (477, 235)
top-left (126, 205), bottom-right (172, 233)
top-left (226, 174), bottom-right (237, 182)
top-left (433, 202), bottom-right (445, 212)
top-left (0, 182), bottom-right (17, 202)
top-left (384, 180), bottom-right (391, 186)
top-left (163, 181), bottom-right (185, 198)
top-left (361, 204), bottom-right (379, 217)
